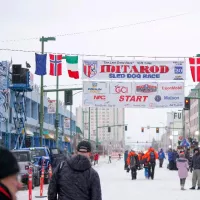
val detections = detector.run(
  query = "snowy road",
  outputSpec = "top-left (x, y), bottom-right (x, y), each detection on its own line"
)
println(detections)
top-left (17, 157), bottom-right (200, 200)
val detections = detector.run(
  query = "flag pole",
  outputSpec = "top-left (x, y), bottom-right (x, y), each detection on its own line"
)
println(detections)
top-left (55, 73), bottom-right (59, 148)
top-left (39, 36), bottom-right (56, 147)
top-left (39, 37), bottom-right (45, 147)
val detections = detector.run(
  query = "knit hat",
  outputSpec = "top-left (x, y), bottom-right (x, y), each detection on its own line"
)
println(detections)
top-left (0, 147), bottom-right (20, 179)
top-left (77, 141), bottom-right (91, 153)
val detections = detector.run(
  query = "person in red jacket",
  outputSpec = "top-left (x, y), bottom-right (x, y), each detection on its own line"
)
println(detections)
top-left (94, 153), bottom-right (99, 165)
top-left (143, 147), bottom-right (159, 180)
top-left (127, 150), bottom-right (140, 180)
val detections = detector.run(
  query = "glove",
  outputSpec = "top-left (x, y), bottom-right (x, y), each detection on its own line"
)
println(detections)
top-left (190, 168), bottom-right (193, 173)
top-left (127, 167), bottom-right (130, 173)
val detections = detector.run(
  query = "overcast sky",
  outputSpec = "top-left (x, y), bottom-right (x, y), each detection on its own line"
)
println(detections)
top-left (0, 0), bottom-right (199, 141)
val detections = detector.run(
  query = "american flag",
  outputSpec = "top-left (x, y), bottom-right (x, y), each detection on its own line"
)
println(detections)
top-left (49, 54), bottom-right (62, 76)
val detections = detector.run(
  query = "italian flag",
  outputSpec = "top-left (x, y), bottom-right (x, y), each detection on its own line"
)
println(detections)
top-left (65, 55), bottom-right (79, 79)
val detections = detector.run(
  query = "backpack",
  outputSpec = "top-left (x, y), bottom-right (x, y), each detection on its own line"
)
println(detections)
top-left (130, 156), bottom-right (136, 168)
top-left (149, 152), bottom-right (155, 162)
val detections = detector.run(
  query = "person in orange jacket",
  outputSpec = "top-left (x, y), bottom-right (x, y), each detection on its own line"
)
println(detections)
top-left (143, 147), bottom-right (158, 180)
top-left (126, 150), bottom-right (140, 180)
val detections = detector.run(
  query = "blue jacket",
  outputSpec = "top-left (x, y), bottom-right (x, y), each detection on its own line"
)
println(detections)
top-left (124, 151), bottom-right (128, 163)
top-left (168, 151), bottom-right (173, 161)
top-left (158, 150), bottom-right (165, 159)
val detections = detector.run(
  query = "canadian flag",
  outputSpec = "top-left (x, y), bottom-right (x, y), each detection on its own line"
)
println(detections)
top-left (189, 57), bottom-right (200, 82)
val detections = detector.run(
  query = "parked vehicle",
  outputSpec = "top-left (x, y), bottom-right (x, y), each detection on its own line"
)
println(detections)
top-left (22, 147), bottom-right (51, 184)
top-left (12, 149), bottom-right (40, 189)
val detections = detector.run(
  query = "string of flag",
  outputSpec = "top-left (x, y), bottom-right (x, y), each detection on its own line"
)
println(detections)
top-left (0, 47), bottom-right (200, 82)
top-left (35, 54), bottom-right (79, 79)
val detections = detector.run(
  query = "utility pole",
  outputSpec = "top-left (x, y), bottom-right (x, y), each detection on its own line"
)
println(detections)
top-left (88, 107), bottom-right (90, 142)
top-left (82, 108), bottom-right (84, 139)
top-left (39, 36), bottom-right (55, 147)
top-left (96, 108), bottom-right (98, 150)
top-left (70, 105), bottom-right (72, 152)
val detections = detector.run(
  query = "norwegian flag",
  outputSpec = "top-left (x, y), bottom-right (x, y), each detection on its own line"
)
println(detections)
top-left (189, 57), bottom-right (200, 82)
top-left (49, 54), bottom-right (62, 76)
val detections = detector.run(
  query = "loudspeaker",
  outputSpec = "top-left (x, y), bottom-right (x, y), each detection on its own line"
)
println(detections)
top-left (20, 68), bottom-right (28, 84)
top-left (12, 64), bottom-right (21, 74)
top-left (12, 74), bottom-right (21, 83)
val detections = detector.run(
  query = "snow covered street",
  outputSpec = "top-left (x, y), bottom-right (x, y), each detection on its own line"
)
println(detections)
top-left (17, 157), bottom-right (200, 200)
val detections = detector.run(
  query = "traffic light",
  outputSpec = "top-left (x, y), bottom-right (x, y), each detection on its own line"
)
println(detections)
top-left (156, 127), bottom-right (159, 133)
top-left (64, 90), bottom-right (73, 105)
top-left (125, 125), bottom-right (127, 131)
top-left (141, 127), bottom-right (144, 132)
top-left (184, 97), bottom-right (190, 110)
top-left (54, 119), bottom-right (59, 128)
top-left (108, 127), bottom-right (111, 132)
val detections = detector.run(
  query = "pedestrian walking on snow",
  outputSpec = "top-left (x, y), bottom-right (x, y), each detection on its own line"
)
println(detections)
top-left (48, 141), bottom-right (102, 200)
top-left (190, 147), bottom-right (200, 190)
top-left (176, 152), bottom-right (189, 190)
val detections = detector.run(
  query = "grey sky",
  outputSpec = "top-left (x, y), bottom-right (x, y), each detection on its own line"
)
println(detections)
top-left (0, 0), bottom-right (199, 141)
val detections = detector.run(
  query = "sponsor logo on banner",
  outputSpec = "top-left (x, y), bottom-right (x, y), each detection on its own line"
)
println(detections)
top-left (136, 84), bottom-right (157, 93)
top-left (82, 60), bottom-right (186, 80)
top-left (164, 96), bottom-right (179, 100)
top-left (115, 86), bottom-right (128, 93)
top-left (161, 86), bottom-right (183, 91)
top-left (83, 61), bottom-right (98, 78)
top-left (87, 82), bottom-right (102, 93)
top-left (154, 95), bottom-right (162, 102)
top-left (94, 95), bottom-right (106, 100)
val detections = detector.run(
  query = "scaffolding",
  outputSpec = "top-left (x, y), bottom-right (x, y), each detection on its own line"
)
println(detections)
top-left (9, 67), bottom-right (33, 149)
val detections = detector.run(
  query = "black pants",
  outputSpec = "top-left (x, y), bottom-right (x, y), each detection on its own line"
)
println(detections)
top-left (131, 167), bottom-right (137, 179)
top-left (180, 178), bottom-right (186, 185)
top-left (148, 162), bottom-right (155, 179)
top-left (124, 163), bottom-right (128, 170)
top-left (108, 156), bottom-right (111, 163)
top-left (159, 159), bottom-right (164, 168)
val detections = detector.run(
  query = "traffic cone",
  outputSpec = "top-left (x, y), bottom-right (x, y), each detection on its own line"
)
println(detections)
top-left (35, 159), bottom-right (47, 198)
top-left (28, 167), bottom-right (32, 200)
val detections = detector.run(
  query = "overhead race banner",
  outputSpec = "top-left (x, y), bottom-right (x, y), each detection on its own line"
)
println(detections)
top-left (82, 60), bottom-right (186, 80)
top-left (83, 81), bottom-right (184, 108)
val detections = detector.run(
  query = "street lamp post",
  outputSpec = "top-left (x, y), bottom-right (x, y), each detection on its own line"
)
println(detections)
top-left (159, 122), bottom-right (164, 149)
top-left (39, 36), bottom-right (56, 147)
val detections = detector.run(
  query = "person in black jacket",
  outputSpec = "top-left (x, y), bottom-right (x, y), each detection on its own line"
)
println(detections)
top-left (0, 147), bottom-right (22, 200)
top-left (48, 141), bottom-right (102, 200)
top-left (190, 147), bottom-right (200, 190)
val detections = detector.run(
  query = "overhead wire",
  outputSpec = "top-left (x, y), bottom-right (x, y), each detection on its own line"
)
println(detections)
top-left (0, 12), bottom-right (190, 43)
top-left (0, 48), bottom-right (194, 58)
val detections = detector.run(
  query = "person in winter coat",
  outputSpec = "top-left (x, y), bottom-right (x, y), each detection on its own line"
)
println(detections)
top-left (176, 152), bottom-right (189, 190)
top-left (172, 150), bottom-right (179, 170)
top-left (0, 147), bottom-right (22, 200)
top-left (48, 141), bottom-right (102, 200)
top-left (158, 148), bottom-right (166, 168)
top-left (127, 150), bottom-right (140, 180)
top-left (143, 147), bottom-right (158, 180)
top-left (94, 153), bottom-right (99, 165)
top-left (168, 149), bottom-right (173, 170)
top-left (190, 147), bottom-right (200, 190)
top-left (124, 150), bottom-right (128, 170)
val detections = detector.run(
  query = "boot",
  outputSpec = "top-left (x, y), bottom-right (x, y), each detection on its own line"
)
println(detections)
top-left (181, 184), bottom-right (185, 190)
top-left (190, 187), bottom-right (195, 190)
top-left (197, 187), bottom-right (200, 190)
